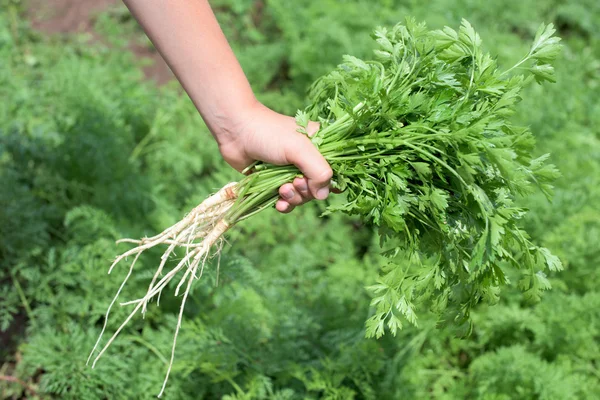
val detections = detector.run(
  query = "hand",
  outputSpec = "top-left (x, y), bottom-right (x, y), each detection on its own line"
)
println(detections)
top-left (122, 2), bottom-right (330, 213)
top-left (216, 101), bottom-right (333, 213)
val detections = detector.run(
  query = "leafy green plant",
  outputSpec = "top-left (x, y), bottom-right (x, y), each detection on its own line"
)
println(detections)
top-left (87, 18), bottom-right (563, 395)
top-left (3, 2), bottom-right (599, 399)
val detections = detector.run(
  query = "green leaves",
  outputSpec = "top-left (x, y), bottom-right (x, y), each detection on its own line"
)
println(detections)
top-left (300, 19), bottom-right (563, 336)
top-left (366, 270), bottom-right (419, 339)
top-left (458, 19), bottom-right (482, 49)
top-left (530, 23), bottom-right (563, 64)
top-left (530, 63), bottom-right (557, 83)
top-left (503, 23), bottom-right (563, 84)
top-left (4, 2), bottom-right (599, 399)
top-left (295, 110), bottom-right (311, 137)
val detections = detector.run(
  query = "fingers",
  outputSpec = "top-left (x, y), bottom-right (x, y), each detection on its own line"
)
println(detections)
top-left (279, 183), bottom-right (305, 206)
top-left (293, 177), bottom-right (311, 199)
top-left (275, 199), bottom-right (294, 213)
top-left (276, 180), bottom-right (314, 214)
top-left (285, 134), bottom-right (333, 200)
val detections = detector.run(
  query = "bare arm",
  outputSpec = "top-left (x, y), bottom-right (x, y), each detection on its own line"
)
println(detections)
top-left (123, 0), bottom-right (332, 211)
top-left (123, 0), bottom-right (253, 144)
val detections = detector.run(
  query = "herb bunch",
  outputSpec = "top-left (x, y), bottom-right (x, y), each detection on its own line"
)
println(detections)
top-left (91, 18), bottom-right (563, 394)
top-left (300, 18), bottom-right (564, 335)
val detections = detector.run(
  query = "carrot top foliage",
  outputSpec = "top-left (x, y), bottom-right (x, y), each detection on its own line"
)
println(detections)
top-left (6, 1), bottom-right (598, 398)
top-left (82, 20), bottom-right (563, 393)
top-left (235, 19), bottom-right (563, 336)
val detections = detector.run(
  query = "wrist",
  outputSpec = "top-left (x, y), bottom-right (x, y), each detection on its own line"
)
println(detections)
top-left (201, 94), bottom-right (261, 148)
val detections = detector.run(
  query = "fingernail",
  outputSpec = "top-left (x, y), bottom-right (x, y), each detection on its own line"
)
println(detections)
top-left (316, 187), bottom-right (329, 200)
top-left (282, 189), bottom-right (295, 200)
top-left (298, 181), bottom-right (308, 192)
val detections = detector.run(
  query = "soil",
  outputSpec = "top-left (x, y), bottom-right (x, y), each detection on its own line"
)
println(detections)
top-left (26, 0), bottom-right (174, 85)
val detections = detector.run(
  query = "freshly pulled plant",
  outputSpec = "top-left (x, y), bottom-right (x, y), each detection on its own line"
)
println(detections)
top-left (89, 18), bottom-right (563, 396)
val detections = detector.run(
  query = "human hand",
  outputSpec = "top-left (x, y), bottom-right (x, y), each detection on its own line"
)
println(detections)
top-left (216, 101), bottom-right (333, 213)
top-left (123, 1), bottom-right (331, 213)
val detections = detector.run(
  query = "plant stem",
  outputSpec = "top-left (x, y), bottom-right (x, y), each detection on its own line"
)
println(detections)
top-left (10, 271), bottom-right (36, 329)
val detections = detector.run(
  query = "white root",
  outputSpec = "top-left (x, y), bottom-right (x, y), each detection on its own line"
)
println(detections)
top-left (106, 183), bottom-right (237, 274)
top-left (158, 254), bottom-right (198, 398)
top-left (88, 183), bottom-right (236, 397)
top-left (125, 182), bottom-right (237, 245)
top-left (90, 249), bottom-right (198, 368)
top-left (157, 222), bottom-right (228, 397)
top-left (86, 251), bottom-right (142, 366)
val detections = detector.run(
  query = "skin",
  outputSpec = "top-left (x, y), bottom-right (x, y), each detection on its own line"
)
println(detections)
top-left (123, 0), bottom-right (332, 213)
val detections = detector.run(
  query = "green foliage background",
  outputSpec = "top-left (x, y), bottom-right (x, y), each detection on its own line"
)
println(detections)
top-left (1, 0), bottom-right (599, 398)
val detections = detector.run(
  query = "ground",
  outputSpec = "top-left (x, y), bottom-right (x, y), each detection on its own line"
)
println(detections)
top-left (26, 0), bottom-right (174, 84)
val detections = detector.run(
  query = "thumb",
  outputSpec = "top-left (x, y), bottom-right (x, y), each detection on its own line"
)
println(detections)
top-left (285, 132), bottom-right (332, 200)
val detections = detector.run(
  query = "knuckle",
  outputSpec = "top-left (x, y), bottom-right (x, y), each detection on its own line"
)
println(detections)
top-left (294, 181), bottom-right (309, 194)
top-left (314, 167), bottom-right (333, 183)
top-left (289, 196), bottom-right (302, 206)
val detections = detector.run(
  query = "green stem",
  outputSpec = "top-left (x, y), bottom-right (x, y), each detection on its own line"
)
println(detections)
top-left (226, 119), bottom-right (454, 225)
top-left (125, 335), bottom-right (169, 365)
top-left (319, 134), bottom-right (445, 155)
top-left (228, 104), bottom-right (372, 222)
top-left (10, 271), bottom-right (36, 329)
top-left (313, 101), bottom-right (365, 145)
top-left (227, 170), bottom-right (297, 222)
top-left (399, 141), bottom-right (490, 232)
top-left (500, 52), bottom-right (532, 77)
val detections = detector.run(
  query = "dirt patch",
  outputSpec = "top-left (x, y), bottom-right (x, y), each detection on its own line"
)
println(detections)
top-left (27, 0), bottom-right (117, 33)
top-left (0, 312), bottom-right (26, 362)
top-left (26, 0), bottom-right (174, 85)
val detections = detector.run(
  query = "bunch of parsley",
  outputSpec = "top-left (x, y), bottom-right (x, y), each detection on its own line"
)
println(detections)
top-left (93, 19), bottom-right (564, 362)
top-left (285, 18), bottom-right (563, 335)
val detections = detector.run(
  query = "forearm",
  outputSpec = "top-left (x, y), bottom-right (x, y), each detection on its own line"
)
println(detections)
top-left (123, 0), bottom-right (332, 204)
top-left (123, 0), bottom-right (257, 145)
